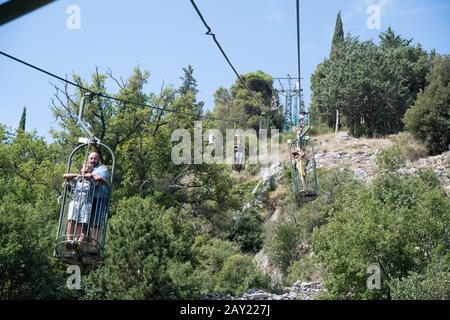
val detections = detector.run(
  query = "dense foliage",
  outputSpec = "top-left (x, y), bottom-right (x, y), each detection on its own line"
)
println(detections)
top-left (313, 170), bottom-right (449, 299)
top-left (1, 12), bottom-right (448, 300)
top-left (311, 22), bottom-right (431, 137)
top-left (0, 66), bottom-right (271, 299)
top-left (404, 55), bottom-right (450, 155)
top-left (208, 71), bottom-right (284, 132)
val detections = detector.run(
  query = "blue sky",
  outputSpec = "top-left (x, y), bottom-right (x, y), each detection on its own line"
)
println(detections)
top-left (0, 0), bottom-right (449, 140)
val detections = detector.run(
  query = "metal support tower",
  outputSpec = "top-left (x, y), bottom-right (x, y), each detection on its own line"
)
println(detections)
top-left (273, 75), bottom-right (301, 132)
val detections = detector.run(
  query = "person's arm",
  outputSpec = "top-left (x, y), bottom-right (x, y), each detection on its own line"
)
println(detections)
top-left (88, 166), bottom-right (110, 185)
top-left (63, 173), bottom-right (79, 180)
top-left (85, 173), bottom-right (108, 185)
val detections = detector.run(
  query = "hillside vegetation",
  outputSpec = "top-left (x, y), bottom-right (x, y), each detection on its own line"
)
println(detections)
top-left (0, 17), bottom-right (449, 300)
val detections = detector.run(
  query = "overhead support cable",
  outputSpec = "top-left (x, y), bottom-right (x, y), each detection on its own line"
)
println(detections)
top-left (296, 0), bottom-right (303, 114)
top-left (189, 0), bottom-right (267, 113)
top-left (0, 50), bottom-right (237, 124)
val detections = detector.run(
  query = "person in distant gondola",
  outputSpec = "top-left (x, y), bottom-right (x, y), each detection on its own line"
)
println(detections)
top-left (86, 152), bottom-right (110, 252)
top-left (235, 144), bottom-right (245, 166)
top-left (292, 146), bottom-right (309, 192)
top-left (234, 135), bottom-right (245, 170)
top-left (64, 163), bottom-right (95, 248)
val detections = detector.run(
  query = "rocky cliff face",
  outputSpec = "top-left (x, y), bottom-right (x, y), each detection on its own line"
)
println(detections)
top-left (314, 132), bottom-right (450, 193)
top-left (207, 281), bottom-right (323, 300)
top-left (401, 152), bottom-right (450, 195)
top-left (314, 132), bottom-right (388, 183)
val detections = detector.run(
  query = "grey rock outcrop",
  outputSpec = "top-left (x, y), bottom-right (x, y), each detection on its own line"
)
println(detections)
top-left (243, 163), bottom-right (284, 211)
top-left (207, 282), bottom-right (324, 300)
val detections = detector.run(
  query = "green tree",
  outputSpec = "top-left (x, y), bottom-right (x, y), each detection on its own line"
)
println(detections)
top-left (190, 237), bottom-right (241, 296)
top-left (180, 65), bottom-right (198, 95)
top-left (88, 196), bottom-right (198, 299)
top-left (313, 172), bottom-right (450, 299)
top-left (267, 221), bottom-right (303, 273)
top-left (85, 196), bottom-right (262, 299)
top-left (18, 106), bottom-right (26, 132)
top-left (210, 71), bottom-right (277, 131)
top-left (380, 26), bottom-right (412, 49)
top-left (377, 30), bottom-right (430, 134)
top-left (0, 65), bottom-right (255, 300)
top-left (268, 169), bottom-right (361, 273)
top-left (0, 128), bottom-right (77, 299)
top-left (0, 201), bottom-right (72, 299)
top-left (331, 11), bottom-right (344, 57)
top-left (50, 67), bottom-right (239, 235)
top-left (404, 55), bottom-right (450, 155)
top-left (310, 27), bottom-right (430, 137)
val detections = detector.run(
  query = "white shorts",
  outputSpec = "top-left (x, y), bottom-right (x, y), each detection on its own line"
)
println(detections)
top-left (67, 200), bottom-right (92, 224)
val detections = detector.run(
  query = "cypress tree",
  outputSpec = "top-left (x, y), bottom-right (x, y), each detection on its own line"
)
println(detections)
top-left (331, 11), bottom-right (344, 56)
top-left (18, 106), bottom-right (26, 131)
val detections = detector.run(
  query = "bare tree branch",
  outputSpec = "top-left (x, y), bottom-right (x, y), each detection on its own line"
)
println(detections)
top-left (107, 68), bottom-right (126, 89)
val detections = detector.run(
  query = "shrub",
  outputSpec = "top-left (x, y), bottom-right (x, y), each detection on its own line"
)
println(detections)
top-left (268, 169), bottom-right (361, 273)
top-left (309, 123), bottom-right (333, 136)
top-left (376, 146), bottom-right (406, 172)
top-left (0, 201), bottom-right (72, 299)
top-left (390, 253), bottom-right (450, 300)
top-left (228, 209), bottom-right (263, 253)
top-left (230, 180), bottom-right (259, 205)
top-left (215, 254), bottom-right (271, 296)
top-left (266, 221), bottom-right (303, 273)
top-left (245, 163), bottom-right (261, 176)
top-left (285, 255), bottom-right (320, 286)
top-left (87, 196), bottom-right (199, 299)
top-left (190, 237), bottom-right (241, 296)
top-left (390, 132), bottom-right (428, 161)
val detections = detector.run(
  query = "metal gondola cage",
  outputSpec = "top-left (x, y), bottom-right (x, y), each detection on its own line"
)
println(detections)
top-left (54, 93), bottom-right (115, 265)
top-left (233, 133), bottom-right (246, 172)
top-left (288, 112), bottom-right (318, 206)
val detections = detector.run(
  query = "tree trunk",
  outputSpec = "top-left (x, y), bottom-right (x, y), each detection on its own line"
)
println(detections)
top-left (335, 109), bottom-right (340, 133)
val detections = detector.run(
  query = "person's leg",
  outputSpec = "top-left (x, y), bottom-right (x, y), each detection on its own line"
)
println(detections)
top-left (298, 160), bottom-right (308, 191)
top-left (92, 227), bottom-right (99, 246)
top-left (67, 220), bottom-right (75, 241)
top-left (75, 223), bottom-right (84, 242)
top-left (76, 224), bottom-right (87, 242)
top-left (91, 200), bottom-right (107, 251)
top-left (77, 199), bottom-right (91, 243)
top-left (89, 197), bottom-right (103, 251)
top-left (89, 226), bottom-right (100, 254)
top-left (65, 219), bottom-right (78, 250)
top-left (66, 200), bottom-right (77, 241)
